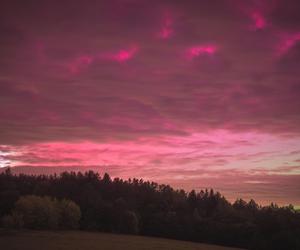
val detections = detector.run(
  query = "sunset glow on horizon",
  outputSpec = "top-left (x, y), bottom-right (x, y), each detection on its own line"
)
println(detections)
top-left (1, 0), bottom-right (300, 207)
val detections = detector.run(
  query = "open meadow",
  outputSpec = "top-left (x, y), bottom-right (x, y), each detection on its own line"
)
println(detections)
top-left (0, 230), bottom-right (245, 250)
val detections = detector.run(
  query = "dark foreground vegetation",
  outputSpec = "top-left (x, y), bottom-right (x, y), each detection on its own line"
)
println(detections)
top-left (0, 169), bottom-right (299, 250)
top-left (0, 230), bottom-right (244, 250)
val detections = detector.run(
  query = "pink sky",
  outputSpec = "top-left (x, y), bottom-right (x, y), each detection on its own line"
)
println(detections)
top-left (0, 0), bottom-right (300, 206)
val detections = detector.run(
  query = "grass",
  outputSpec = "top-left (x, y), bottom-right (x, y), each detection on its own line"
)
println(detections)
top-left (0, 230), bottom-right (245, 250)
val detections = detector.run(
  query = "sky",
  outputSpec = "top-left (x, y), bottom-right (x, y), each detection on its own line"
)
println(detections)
top-left (0, 0), bottom-right (300, 206)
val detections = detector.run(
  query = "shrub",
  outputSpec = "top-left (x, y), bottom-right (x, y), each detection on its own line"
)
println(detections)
top-left (7, 195), bottom-right (81, 230)
top-left (59, 199), bottom-right (81, 229)
top-left (14, 195), bottom-right (59, 229)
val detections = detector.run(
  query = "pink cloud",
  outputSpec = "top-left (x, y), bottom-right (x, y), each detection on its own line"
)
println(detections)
top-left (234, 1), bottom-right (272, 31)
top-left (66, 46), bottom-right (139, 73)
top-left (1, 0), bottom-right (300, 207)
top-left (100, 46), bottom-right (139, 63)
top-left (277, 32), bottom-right (300, 56)
top-left (250, 11), bottom-right (267, 30)
top-left (3, 131), bottom-right (300, 175)
top-left (114, 47), bottom-right (138, 62)
top-left (158, 12), bottom-right (174, 39)
top-left (67, 55), bottom-right (94, 74)
top-left (186, 45), bottom-right (217, 59)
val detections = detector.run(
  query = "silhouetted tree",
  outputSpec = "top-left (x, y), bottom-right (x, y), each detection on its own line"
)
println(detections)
top-left (0, 169), bottom-right (299, 250)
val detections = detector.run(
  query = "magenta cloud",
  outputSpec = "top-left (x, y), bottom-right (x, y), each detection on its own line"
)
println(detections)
top-left (110, 46), bottom-right (139, 62)
top-left (158, 12), bottom-right (174, 39)
top-left (277, 32), bottom-right (300, 56)
top-left (250, 11), bottom-right (267, 30)
top-left (67, 55), bottom-right (94, 74)
top-left (0, 0), bottom-right (300, 206)
top-left (186, 45), bottom-right (218, 59)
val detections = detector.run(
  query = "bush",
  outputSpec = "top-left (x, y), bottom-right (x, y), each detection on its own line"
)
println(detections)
top-left (5, 195), bottom-right (81, 230)
top-left (59, 199), bottom-right (81, 229)
top-left (14, 195), bottom-right (59, 229)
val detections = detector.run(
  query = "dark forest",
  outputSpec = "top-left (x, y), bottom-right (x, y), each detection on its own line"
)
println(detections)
top-left (0, 169), bottom-right (299, 250)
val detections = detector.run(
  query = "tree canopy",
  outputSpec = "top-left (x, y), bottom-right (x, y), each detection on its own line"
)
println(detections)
top-left (0, 169), bottom-right (299, 250)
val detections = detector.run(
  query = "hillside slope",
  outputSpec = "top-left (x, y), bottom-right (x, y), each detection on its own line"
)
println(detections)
top-left (0, 230), bottom-right (245, 250)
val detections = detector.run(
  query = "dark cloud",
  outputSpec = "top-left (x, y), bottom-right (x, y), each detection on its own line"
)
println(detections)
top-left (0, 0), bottom-right (300, 205)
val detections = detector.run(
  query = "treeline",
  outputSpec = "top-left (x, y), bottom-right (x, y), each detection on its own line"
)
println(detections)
top-left (0, 169), bottom-right (299, 250)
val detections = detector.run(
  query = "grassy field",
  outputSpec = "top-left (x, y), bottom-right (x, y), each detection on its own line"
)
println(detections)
top-left (0, 230), bottom-right (245, 250)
